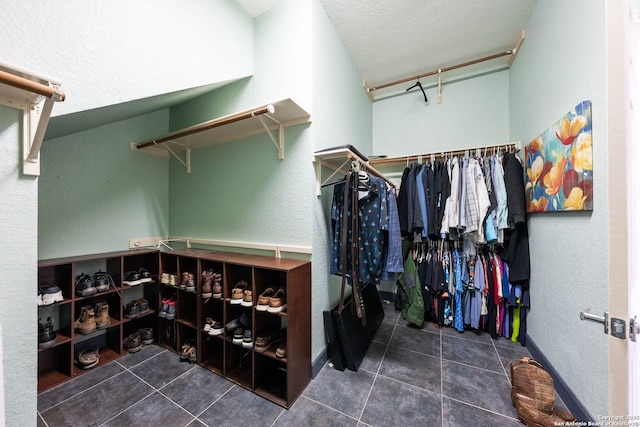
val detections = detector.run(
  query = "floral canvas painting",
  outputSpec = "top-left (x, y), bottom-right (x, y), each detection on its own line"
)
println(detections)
top-left (524, 100), bottom-right (593, 212)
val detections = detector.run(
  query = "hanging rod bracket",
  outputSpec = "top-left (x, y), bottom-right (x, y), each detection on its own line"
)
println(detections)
top-left (257, 109), bottom-right (285, 160)
top-left (508, 30), bottom-right (526, 68)
top-left (0, 62), bottom-right (65, 177)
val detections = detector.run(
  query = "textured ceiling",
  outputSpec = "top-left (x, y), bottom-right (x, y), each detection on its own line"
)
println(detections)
top-left (237, 0), bottom-right (537, 97)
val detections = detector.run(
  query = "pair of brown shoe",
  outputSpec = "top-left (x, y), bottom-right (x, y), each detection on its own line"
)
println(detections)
top-left (256, 286), bottom-right (286, 313)
top-left (510, 357), bottom-right (575, 427)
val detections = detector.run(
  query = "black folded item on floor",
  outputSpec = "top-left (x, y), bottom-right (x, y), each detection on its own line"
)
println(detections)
top-left (324, 283), bottom-right (384, 372)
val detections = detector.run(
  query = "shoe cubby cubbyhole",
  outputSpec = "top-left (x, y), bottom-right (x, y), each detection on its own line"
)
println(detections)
top-left (199, 331), bottom-right (224, 374)
top-left (122, 251), bottom-right (159, 288)
top-left (158, 313), bottom-right (178, 352)
top-left (254, 312), bottom-right (286, 361)
top-left (73, 291), bottom-right (122, 340)
top-left (38, 341), bottom-right (72, 392)
top-left (176, 290), bottom-right (198, 328)
top-left (38, 262), bottom-right (73, 304)
top-left (253, 268), bottom-right (287, 310)
top-left (159, 252), bottom-right (178, 282)
top-left (39, 302), bottom-right (73, 344)
top-left (201, 297), bottom-right (224, 336)
top-left (200, 259), bottom-right (223, 298)
top-left (224, 339), bottom-right (253, 389)
top-left (121, 277), bottom-right (159, 325)
top-left (177, 323), bottom-right (198, 362)
top-left (123, 318), bottom-right (156, 344)
top-left (72, 328), bottom-right (121, 377)
top-left (177, 256), bottom-right (198, 294)
top-left (224, 264), bottom-right (253, 304)
top-left (74, 256), bottom-right (122, 292)
top-left (254, 353), bottom-right (288, 408)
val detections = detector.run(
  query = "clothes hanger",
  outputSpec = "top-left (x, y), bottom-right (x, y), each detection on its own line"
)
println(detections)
top-left (406, 80), bottom-right (428, 103)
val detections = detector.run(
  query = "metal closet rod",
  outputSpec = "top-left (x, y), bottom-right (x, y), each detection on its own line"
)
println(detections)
top-left (368, 142), bottom-right (521, 166)
top-left (0, 69), bottom-right (66, 101)
top-left (365, 50), bottom-right (512, 93)
top-left (135, 104), bottom-right (275, 149)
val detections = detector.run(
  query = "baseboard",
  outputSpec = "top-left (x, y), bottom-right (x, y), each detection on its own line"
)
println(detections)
top-left (526, 334), bottom-right (594, 422)
top-left (311, 346), bottom-right (329, 379)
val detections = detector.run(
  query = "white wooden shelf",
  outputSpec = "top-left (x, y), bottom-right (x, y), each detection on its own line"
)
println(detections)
top-left (131, 98), bottom-right (311, 172)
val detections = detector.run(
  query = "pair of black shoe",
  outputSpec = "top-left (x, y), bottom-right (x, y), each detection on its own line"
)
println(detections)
top-left (225, 312), bottom-right (251, 332)
top-left (124, 298), bottom-right (149, 318)
top-left (75, 270), bottom-right (115, 297)
top-left (123, 268), bottom-right (152, 286)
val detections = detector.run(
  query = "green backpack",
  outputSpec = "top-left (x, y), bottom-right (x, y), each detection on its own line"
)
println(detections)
top-left (396, 254), bottom-right (424, 327)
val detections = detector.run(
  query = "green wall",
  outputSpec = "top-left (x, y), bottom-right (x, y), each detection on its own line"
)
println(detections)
top-left (0, 106), bottom-right (38, 426)
top-left (39, 110), bottom-right (171, 259)
top-left (509, 0), bottom-right (608, 417)
top-left (310, 0), bottom-right (375, 361)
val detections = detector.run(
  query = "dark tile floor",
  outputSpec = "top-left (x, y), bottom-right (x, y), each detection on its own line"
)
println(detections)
top-left (38, 301), bottom-right (534, 427)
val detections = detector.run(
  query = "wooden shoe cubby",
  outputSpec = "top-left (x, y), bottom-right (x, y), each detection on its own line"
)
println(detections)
top-left (37, 249), bottom-right (159, 392)
top-left (38, 248), bottom-right (311, 408)
top-left (158, 248), bottom-right (311, 408)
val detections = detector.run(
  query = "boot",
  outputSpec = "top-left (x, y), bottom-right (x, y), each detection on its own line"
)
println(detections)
top-left (515, 399), bottom-right (576, 427)
top-left (94, 301), bottom-right (110, 329)
top-left (74, 305), bottom-right (97, 335)
top-left (202, 270), bottom-right (213, 298)
top-left (510, 357), bottom-right (554, 413)
top-left (212, 272), bottom-right (222, 299)
top-left (510, 357), bottom-right (575, 426)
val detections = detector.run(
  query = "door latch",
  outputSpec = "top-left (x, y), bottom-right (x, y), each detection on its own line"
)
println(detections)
top-left (580, 310), bottom-right (609, 334)
top-left (631, 316), bottom-right (639, 342)
top-left (611, 317), bottom-right (626, 339)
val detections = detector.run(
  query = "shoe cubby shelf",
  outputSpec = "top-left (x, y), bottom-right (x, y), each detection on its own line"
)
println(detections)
top-left (37, 249), bottom-right (160, 393)
top-left (157, 248), bottom-right (311, 408)
top-left (38, 248), bottom-right (312, 408)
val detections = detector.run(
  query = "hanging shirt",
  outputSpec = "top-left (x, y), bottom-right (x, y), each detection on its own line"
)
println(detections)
top-left (330, 174), bottom-right (389, 284)
top-left (415, 165), bottom-right (429, 237)
top-left (380, 188), bottom-right (404, 280)
top-left (470, 255), bottom-right (486, 329)
top-left (463, 157), bottom-right (480, 234)
top-left (397, 167), bottom-right (412, 236)
top-left (503, 153), bottom-right (527, 228)
top-left (473, 159), bottom-right (491, 243)
top-left (492, 155), bottom-right (509, 231)
top-left (459, 157), bottom-right (468, 230)
top-left (443, 157), bottom-right (461, 238)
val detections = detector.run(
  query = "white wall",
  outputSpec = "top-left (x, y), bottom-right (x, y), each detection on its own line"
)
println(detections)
top-left (0, 0), bottom-right (253, 116)
top-left (0, 106), bottom-right (38, 426)
top-left (509, 0), bottom-right (608, 417)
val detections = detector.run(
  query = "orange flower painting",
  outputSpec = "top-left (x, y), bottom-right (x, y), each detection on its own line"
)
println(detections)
top-left (524, 100), bottom-right (593, 212)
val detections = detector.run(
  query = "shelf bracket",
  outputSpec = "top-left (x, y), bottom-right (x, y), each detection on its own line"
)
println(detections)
top-left (257, 113), bottom-right (284, 160)
top-left (23, 96), bottom-right (56, 176)
top-left (0, 62), bottom-right (65, 177)
top-left (164, 141), bottom-right (191, 174)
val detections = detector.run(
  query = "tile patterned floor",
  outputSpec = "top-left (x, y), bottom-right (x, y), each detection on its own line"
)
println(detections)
top-left (38, 301), bottom-right (534, 427)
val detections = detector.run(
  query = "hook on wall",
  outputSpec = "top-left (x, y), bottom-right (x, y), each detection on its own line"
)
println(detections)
top-left (406, 80), bottom-right (428, 103)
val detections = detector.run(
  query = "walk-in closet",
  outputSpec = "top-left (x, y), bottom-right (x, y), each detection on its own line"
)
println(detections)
top-left (0, 0), bottom-right (634, 426)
